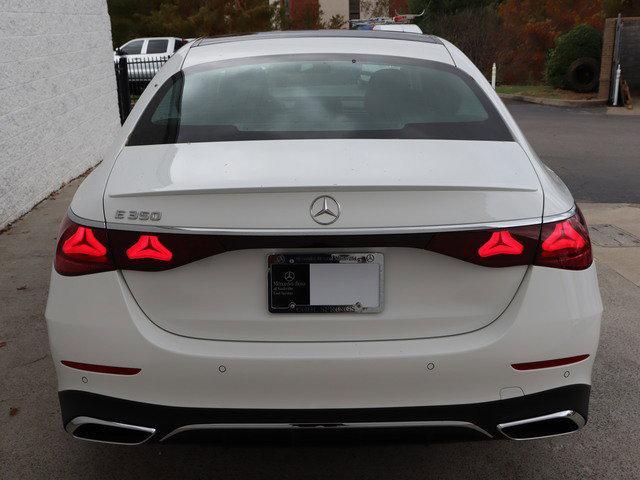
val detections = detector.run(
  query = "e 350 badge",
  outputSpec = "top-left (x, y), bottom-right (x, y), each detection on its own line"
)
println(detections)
top-left (115, 210), bottom-right (162, 221)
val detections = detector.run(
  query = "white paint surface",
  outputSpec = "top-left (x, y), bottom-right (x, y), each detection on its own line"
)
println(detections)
top-left (310, 263), bottom-right (380, 307)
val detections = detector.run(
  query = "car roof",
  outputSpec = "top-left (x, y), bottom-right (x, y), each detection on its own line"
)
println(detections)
top-left (373, 24), bottom-right (423, 34)
top-left (123, 37), bottom-right (180, 44)
top-left (194, 30), bottom-right (441, 47)
top-left (183, 30), bottom-right (451, 69)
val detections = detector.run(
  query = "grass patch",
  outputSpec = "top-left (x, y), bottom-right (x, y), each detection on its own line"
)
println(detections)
top-left (496, 85), bottom-right (599, 100)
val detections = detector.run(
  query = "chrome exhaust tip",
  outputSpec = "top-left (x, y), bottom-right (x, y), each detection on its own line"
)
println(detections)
top-left (66, 416), bottom-right (155, 445)
top-left (497, 410), bottom-right (585, 440)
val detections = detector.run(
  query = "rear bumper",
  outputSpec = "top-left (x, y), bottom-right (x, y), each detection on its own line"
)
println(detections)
top-left (46, 264), bottom-right (602, 410)
top-left (60, 384), bottom-right (590, 444)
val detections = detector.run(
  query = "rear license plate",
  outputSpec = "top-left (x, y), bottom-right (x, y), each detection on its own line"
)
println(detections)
top-left (268, 253), bottom-right (384, 314)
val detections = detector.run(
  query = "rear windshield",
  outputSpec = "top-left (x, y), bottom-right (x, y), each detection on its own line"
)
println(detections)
top-left (128, 54), bottom-right (512, 145)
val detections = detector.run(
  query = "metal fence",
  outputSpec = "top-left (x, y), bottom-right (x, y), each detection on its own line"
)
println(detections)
top-left (114, 55), bottom-right (170, 123)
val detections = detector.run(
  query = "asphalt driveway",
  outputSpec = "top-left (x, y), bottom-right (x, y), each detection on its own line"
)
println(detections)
top-left (506, 100), bottom-right (640, 204)
top-left (1, 102), bottom-right (640, 479)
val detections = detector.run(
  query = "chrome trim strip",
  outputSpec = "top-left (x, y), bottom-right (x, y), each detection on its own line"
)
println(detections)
top-left (67, 209), bottom-right (106, 229)
top-left (66, 416), bottom-right (156, 445)
top-left (71, 206), bottom-right (576, 236)
top-left (108, 185), bottom-right (538, 197)
top-left (496, 410), bottom-right (585, 441)
top-left (542, 206), bottom-right (576, 224)
top-left (160, 420), bottom-right (492, 442)
top-left (104, 217), bottom-right (543, 236)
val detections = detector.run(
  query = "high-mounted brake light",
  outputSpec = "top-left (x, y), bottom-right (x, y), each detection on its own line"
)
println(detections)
top-left (55, 217), bottom-right (115, 276)
top-left (126, 235), bottom-right (173, 261)
top-left (478, 231), bottom-right (524, 258)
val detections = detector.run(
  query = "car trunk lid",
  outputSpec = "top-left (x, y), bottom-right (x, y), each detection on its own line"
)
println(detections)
top-left (103, 139), bottom-right (542, 341)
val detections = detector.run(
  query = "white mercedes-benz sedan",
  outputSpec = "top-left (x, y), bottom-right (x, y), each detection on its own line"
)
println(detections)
top-left (46, 31), bottom-right (602, 445)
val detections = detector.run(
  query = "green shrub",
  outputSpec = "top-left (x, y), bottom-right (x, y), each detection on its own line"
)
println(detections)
top-left (546, 24), bottom-right (603, 89)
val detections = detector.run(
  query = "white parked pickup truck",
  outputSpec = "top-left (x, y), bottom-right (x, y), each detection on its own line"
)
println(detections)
top-left (115, 37), bottom-right (188, 60)
top-left (114, 37), bottom-right (189, 81)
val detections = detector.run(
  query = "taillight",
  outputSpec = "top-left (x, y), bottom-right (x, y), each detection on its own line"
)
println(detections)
top-left (126, 235), bottom-right (173, 261)
top-left (109, 230), bottom-right (223, 271)
top-left (55, 208), bottom-right (591, 275)
top-left (428, 208), bottom-right (591, 270)
top-left (478, 231), bottom-right (524, 258)
top-left (534, 208), bottom-right (592, 270)
top-left (55, 217), bottom-right (115, 276)
top-left (428, 224), bottom-right (540, 268)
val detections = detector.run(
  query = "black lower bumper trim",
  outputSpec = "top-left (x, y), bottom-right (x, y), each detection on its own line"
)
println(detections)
top-left (59, 384), bottom-right (590, 443)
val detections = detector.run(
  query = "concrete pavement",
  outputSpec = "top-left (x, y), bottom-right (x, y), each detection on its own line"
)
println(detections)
top-left (581, 203), bottom-right (640, 287)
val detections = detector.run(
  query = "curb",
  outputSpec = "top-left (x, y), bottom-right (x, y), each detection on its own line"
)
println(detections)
top-left (606, 106), bottom-right (639, 116)
top-left (498, 93), bottom-right (607, 108)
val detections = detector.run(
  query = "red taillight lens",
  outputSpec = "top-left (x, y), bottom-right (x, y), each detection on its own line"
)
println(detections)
top-left (428, 224), bottom-right (540, 268)
top-left (535, 209), bottom-right (592, 270)
top-left (429, 208), bottom-right (591, 270)
top-left (126, 235), bottom-right (173, 261)
top-left (62, 226), bottom-right (107, 257)
top-left (109, 229), bottom-right (223, 271)
top-left (55, 217), bottom-right (115, 276)
top-left (478, 231), bottom-right (524, 257)
top-left (542, 222), bottom-right (586, 252)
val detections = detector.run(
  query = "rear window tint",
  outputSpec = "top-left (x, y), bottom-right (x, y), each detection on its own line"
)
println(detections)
top-left (128, 54), bottom-right (512, 145)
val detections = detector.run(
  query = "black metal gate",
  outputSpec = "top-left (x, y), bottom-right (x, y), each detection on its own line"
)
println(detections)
top-left (114, 55), bottom-right (170, 124)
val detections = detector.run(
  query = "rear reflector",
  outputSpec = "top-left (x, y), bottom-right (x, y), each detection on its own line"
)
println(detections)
top-left (61, 360), bottom-right (141, 376)
top-left (511, 354), bottom-right (590, 371)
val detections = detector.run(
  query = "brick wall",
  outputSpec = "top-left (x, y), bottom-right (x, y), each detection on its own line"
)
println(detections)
top-left (598, 18), bottom-right (616, 99)
top-left (599, 16), bottom-right (640, 100)
top-left (620, 18), bottom-right (640, 92)
top-left (0, 0), bottom-right (120, 229)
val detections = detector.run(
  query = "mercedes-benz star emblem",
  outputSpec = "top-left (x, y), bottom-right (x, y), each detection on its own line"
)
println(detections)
top-left (310, 195), bottom-right (341, 225)
top-left (284, 271), bottom-right (295, 282)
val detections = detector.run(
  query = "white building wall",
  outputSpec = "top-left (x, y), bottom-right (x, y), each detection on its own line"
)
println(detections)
top-left (0, 0), bottom-right (120, 229)
top-left (320, 0), bottom-right (350, 26)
